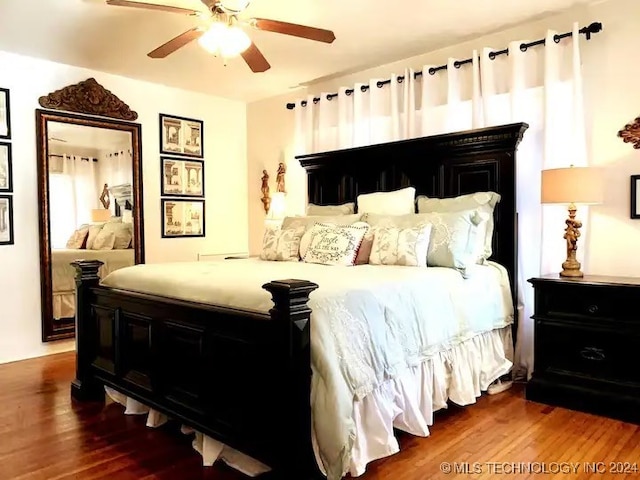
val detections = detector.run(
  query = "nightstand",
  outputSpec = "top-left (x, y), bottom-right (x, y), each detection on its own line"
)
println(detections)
top-left (526, 275), bottom-right (640, 424)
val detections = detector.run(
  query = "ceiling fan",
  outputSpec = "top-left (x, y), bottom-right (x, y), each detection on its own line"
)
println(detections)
top-left (106, 0), bottom-right (336, 73)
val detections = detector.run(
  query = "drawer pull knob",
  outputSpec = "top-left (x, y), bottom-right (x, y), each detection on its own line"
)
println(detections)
top-left (587, 304), bottom-right (599, 314)
top-left (580, 347), bottom-right (605, 362)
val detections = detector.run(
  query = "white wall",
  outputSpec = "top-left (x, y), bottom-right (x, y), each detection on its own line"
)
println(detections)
top-left (247, 0), bottom-right (640, 279)
top-left (0, 51), bottom-right (248, 364)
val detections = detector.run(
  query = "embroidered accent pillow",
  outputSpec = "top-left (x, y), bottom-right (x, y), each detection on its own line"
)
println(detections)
top-left (361, 210), bottom-right (485, 277)
top-left (416, 191), bottom-right (500, 263)
top-left (260, 226), bottom-right (305, 261)
top-left (369, 224), bottom-right (432, 267)
top-left (284, 214), bottom-right (362, 258)
top-left (302, 223), bottom-right (369, 266)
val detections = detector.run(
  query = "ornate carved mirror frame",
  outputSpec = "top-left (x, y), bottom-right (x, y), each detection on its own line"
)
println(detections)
top-left (36, 78), bottom-right (145, 342)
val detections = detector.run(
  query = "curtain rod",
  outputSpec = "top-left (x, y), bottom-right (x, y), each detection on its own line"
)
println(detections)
top-left (285, 21), bottom-right (602, 110)
top-left (48, 154), bottom-right (98, 162)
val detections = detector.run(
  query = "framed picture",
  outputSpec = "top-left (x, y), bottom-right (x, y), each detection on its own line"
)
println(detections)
top-left (0, 194), bottom-right (14, 245)
top-left (0, 88), bottom-right (10, 140)
top-left (160, 156), bottom-right (204, 197)
top-left (0, 142), bottom-right (12, 192)
top-left (161, 198), bottom-right (205, 238)
top-left (631, 175), bottom-right (640, 219)
top-left (159, 113), bottom-right (203, 158)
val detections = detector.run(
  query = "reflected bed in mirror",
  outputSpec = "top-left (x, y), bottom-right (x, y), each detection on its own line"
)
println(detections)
top-left (37, 109), bottom-right (144, 341)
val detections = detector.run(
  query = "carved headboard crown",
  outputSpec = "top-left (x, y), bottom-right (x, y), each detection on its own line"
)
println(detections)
top-left (38, 78), bottom-right (138, 121)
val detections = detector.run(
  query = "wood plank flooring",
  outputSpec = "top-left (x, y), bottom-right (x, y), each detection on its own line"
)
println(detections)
top-left (1, 352), bottom-right (639, 480)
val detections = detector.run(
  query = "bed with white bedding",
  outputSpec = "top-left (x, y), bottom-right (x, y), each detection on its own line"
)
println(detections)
top-left (51, 248), bottom-right (134, 319)
top-left (70, 122), bottom-right (528, 480)
top-left (101, 257), bottom-right (514, 477)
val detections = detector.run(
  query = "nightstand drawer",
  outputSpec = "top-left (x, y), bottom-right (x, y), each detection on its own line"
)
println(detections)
top-left (536, 321), bottom-right (640, 384)
top-left (537, 284), bottom-right (640, 322)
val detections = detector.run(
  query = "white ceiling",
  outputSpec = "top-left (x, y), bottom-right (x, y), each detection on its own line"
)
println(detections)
top-left (0, 0), bottom-right (600, 102)
top-left (48, 122), bottom-right (131, 150)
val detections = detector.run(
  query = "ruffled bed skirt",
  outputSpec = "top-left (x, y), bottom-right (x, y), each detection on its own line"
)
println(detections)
top-left (105, 326), bottom-right (513, 477)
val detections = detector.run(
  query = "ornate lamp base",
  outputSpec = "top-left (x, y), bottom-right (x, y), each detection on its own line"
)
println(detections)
top-left (559, 202), bottom-right (584, 278)
top-left (560, 258), bottom-right (584, 278)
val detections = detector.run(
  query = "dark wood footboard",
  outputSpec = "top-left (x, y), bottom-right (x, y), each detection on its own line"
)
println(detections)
top-left (71, 260), bottom-right (322, 479)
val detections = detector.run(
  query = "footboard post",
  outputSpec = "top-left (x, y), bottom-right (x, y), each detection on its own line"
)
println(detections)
top-left (70, 259), bottom-right (104, 401)
top-left (263, 279), bottom-right (321, 480)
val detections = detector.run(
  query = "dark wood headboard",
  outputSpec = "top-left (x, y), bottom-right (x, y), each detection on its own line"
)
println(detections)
top-left (296, 122), bottom-right (529, 312)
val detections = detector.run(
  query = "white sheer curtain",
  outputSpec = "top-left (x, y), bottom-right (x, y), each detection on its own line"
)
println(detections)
top-left (49, 154), bottom-right (99, 248)
top-left (293, 23), bottom-right (588, 378)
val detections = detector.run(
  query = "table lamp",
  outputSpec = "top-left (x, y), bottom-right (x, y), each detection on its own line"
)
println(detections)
top-left (541, 165), bottom-right (603, 278)
top-left (91, 208), bottom-right (111, 223)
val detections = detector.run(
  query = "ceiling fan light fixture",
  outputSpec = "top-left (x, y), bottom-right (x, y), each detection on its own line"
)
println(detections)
top-left (198, 22), bottom-right (251, 58)
top-left (217, 0), bottom-right (251, 14)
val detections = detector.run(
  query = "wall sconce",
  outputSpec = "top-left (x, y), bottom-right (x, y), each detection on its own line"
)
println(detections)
top-left (267, 192), bottom-right (287, 221)
top-left (261, 169), bottom-right (270, 214)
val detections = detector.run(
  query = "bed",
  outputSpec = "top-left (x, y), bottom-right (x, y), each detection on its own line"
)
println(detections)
top-left (52, 248), bottom-right (134, 319)
top-left (71, 122), bottom-right (528, 480)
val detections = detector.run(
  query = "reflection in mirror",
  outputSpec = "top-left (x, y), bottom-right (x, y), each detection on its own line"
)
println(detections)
top-left (37, 108), bottom-right (144, 342)
top-left (48, 122), bottom-right (135, 325)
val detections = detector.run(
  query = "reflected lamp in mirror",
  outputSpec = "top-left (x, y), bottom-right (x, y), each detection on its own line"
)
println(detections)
top-left (91, 208), bottom-right (111, 223)
top-left (541, 165), bottom-right (603, 278)
top-left (267, 192), bottom-right (286, 221)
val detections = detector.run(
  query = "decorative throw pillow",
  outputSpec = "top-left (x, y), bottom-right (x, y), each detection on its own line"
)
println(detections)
top-left (352, 221), bottom-right (374, 265)
top-left (361, 210), bottom-right (485, 277)
top-left (98, 222), bottom-right (132, 250)
top-left (369, 224), bottom-right (432, 267)
top-left (416, 192), bottom-right (500, 263)
top-left (92, 230), bottom-right (116, 250)
top-left (306, 202), bottom-right (355, 216)
top-left (302, 223), bottom-right (370, 266)
top-left (282, 214), bottom-right (362, 258)
top-left (260, 226), bottom-right (305, 261)
top-left (356, 187), bottom-right (416, 215)
top-left (65, 226), bottom-right (89, 249)
top-left (85, 223), bottom-right (105, 250)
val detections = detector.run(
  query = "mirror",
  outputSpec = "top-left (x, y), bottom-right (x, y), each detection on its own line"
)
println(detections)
top-left (36, 109), bottom-right (144, 341)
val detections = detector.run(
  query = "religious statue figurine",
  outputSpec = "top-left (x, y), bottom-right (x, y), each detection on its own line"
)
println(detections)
top-left (261, 170), bottom-right (271, 214)
top-left (276, 162), bottom-right (286, 193)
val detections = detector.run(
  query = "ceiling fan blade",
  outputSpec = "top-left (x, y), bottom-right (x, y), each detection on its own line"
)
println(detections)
top-left (106, 0), bottom-right (198, 15)
top-left (241, 42), bottom-right (271, 73)
top-left (147, 27), bottom-right (204, 58)
top-left (251, 18), bottom-right (336, 43)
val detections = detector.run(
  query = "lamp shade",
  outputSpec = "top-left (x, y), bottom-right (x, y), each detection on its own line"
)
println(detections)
top-left (91, 208), bottom-right (111, 222)
top-left (541, 166), bottom-right (604, 205)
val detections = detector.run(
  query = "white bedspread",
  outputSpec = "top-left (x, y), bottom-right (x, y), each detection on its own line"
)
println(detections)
top-left (101, 259), bottom-right (513, 480)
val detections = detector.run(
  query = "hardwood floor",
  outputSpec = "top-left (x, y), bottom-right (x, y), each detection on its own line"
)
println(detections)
top-left (1, 352), bottom-right (639, 480)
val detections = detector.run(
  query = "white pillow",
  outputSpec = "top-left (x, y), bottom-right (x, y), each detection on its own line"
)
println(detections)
top-left (260, 226), bottom-right (305, 261)
top-left (283, 214), bottom-right (362, 258)
top-left (306, 202), bottom-right (355, 216)
top-left (302, 223), bottom-right (369, 266)
top-left (416, 192), bottom-right (500, 263)
top-left (369, 224), bottom-right (432, 267)
top-left (357, 187), bottom-right (416, 215)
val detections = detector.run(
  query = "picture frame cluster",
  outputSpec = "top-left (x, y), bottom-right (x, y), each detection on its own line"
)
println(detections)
top-left (0, 87), bottom-right (13, 246)
top-left (159, 113), bottom-right (205, 238)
